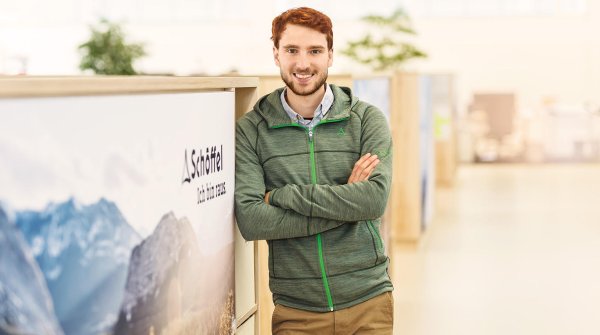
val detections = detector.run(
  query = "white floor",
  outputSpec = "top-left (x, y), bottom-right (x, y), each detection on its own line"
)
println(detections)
top-left (391, 164), bottom-right (600, 335)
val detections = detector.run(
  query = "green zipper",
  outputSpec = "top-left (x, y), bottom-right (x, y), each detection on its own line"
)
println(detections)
top-left (271, 116), bottom-right (349, 312)
top-left (308, 126), bottom-right (334, 311)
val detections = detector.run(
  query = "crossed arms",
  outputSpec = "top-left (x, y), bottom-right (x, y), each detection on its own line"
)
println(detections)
top-left (234, 108), bottom-right (392, 241)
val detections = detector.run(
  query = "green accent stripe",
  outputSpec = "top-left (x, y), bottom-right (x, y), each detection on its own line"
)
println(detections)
top-left (309, 127), bottom-right (334, 311)
top-left (317, 116), bottom-right (350, 125)
top-left (309, 138), bottom-right (317, 184)
top-left (317, 234), bottom-right (333, 310)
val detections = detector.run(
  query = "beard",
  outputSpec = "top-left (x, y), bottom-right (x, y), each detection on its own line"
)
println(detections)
top-left (280, 68), bottom-right (328, 96)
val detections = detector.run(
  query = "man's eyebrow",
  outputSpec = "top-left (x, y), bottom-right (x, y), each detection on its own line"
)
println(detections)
top-left (281, 44), bottom-right (327, 49)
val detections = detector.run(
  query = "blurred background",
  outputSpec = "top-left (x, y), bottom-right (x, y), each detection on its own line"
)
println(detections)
top-left (2, 0), bottom-right (599, 163)
top-left (2, 0), bottom-right (600, 334)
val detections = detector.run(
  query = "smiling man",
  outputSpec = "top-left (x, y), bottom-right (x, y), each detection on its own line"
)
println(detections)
top-left (235, 7), bottom-right (394, 334)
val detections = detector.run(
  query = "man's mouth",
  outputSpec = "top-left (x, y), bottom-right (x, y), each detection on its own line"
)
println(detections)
top-left (293, 73), bottom-right (314, 80)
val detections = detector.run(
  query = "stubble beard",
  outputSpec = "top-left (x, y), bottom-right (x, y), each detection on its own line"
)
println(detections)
top-left (280, 69), bottom-right (328, 97)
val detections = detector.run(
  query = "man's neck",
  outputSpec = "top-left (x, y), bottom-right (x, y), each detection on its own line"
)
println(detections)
top-left (285, 85), bottom-right (326, 119)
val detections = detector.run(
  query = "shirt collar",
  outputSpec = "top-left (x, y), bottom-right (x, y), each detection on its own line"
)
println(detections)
top-left (280, 83), bottom-right (334, 123)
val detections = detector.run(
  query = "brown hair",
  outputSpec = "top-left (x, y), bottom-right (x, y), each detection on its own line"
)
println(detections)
top-left (271, 7), bottom-right (333, 50)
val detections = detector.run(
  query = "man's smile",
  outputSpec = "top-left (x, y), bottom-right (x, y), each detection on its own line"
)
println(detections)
top-left (293, 72), bottom-right (314, 82)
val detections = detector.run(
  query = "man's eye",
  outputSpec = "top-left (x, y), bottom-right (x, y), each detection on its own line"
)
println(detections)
top-left (310, 50), bottom-right (322, 54)
top-left (286, 48), bottom-right (298, 54)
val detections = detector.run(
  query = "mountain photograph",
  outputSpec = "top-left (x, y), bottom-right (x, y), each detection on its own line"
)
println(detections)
top-left (114, 212), bottom-right (235, 335)
top-left (14, 197), bottom-right (142, 335)
top-left (0, 205), bottom-right (64, 335)
top-left (1, 199), bottom-right (235, 335)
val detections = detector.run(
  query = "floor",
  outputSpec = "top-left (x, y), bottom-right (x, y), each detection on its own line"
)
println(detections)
top-left (391, 164), bottom-right (600, 335)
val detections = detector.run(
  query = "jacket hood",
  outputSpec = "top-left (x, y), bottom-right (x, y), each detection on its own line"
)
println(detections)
top-left (252, 84), bottom-right (359, 128)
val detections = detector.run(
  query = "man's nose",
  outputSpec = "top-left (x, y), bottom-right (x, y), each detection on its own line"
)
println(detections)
top-left (295, 52), bottom-right (310, 70)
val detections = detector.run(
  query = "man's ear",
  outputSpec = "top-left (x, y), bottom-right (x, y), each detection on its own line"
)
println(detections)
top-left (273, 46), bottom-right (280, 67)
top-left (328, 48), bottom-right (333, 67)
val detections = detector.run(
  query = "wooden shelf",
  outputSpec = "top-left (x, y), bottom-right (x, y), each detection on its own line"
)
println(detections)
top-left (0, 76), bottom-right (259, 97)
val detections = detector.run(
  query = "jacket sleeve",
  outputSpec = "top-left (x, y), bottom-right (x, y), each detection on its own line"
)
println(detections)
top-left (269, 106), bottom-right (392, 222)
top-left (235, 117), bottom-right (347, 241)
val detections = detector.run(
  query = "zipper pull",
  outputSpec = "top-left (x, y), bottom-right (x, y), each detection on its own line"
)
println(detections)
top-left (308, 129), bottom-right (313, 141)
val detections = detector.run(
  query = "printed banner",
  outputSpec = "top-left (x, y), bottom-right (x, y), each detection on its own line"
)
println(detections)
top-left (0, 91), bottom-right (236, 335)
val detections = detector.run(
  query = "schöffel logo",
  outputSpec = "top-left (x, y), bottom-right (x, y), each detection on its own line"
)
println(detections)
top-left (337, 127), bottom-right (345, 136)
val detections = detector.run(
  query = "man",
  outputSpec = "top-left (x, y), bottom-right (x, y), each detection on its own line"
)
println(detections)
top-left (235, 7), bottom-right (394, 334)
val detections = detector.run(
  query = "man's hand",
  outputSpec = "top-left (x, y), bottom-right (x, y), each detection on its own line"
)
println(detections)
top-left (347, 153), bottom-right (380, 184)
top-left (265, 153), bottom-right (379, 204)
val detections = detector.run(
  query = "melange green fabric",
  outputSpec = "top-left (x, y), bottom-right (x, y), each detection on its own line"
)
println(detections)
top-left (235, 84), bottom-right (394, 312)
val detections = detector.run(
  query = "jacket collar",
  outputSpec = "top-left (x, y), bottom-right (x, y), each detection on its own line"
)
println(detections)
top-left (254, 84), bottom-right (356, 129)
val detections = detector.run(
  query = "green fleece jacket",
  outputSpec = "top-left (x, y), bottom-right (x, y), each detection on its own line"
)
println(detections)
top-left (235, 84), bottom-right (393, 312)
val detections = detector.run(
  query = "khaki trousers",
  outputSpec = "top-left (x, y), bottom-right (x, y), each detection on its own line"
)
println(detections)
top-left (272, 292), bottom-right (394, 335)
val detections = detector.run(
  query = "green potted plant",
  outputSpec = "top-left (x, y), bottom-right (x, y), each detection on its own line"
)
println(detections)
top-left (341, 8), bottom-right (427, 71)
top-left (78, 19), bottom-right (146, 75)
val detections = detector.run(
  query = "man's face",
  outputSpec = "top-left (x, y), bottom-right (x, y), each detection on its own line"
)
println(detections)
top-left (273, 24), bottom-right (333, 97)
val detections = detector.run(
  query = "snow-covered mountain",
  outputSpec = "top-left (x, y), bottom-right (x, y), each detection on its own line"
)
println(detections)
top-left (114, 212), bottom-right (204, 335)
top-left (0, 204), bottom-right (64, 335)
top-left (15, 197), bottom-right (142, 335)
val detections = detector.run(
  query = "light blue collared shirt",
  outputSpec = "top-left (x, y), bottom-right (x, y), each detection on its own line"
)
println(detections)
top-left (280, 84), bottom-right (334, 130)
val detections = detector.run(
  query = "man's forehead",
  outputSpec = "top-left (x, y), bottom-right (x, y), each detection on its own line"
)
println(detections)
top-left (279, 24), bottom-right (328, 47)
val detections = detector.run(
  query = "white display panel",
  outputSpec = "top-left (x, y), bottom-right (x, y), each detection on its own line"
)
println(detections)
top-left (0, 91), bottom-right (236, 335)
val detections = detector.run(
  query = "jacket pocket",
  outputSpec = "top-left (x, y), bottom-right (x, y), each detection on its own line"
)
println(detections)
top-left (272, 235), bottom-right (321, 279)
top-left (367, 219), bottom-right (385, 265)
top-left (322, 221), bottom-right (380, 275)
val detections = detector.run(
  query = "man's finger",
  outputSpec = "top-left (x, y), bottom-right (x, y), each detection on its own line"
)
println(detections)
top-left (353, 153), bottom-right (372, 168)
top-left (348, 153), bottom-right (371, 183)
top-left (356, 155), bottom-right (378, 176)
top-left (348, 154), bottom-right (378, 184)
top-left (357, 159), bottom-right (380, 181)
top-left (350, 154), bottom-right (375, 182)
top-left (359, 154), bottom-right (378, 170)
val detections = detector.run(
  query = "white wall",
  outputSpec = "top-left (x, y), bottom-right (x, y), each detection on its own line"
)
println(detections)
top-left (0, 0), bottom-right (282, 76)
top-left (2, 0), bottom-right (599, 112)
top-left (405, 3), bottom-right (600, 112)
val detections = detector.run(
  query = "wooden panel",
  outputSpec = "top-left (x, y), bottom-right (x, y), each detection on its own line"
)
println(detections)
top-left (0, 76), bottom-right (259, 97)
top-left (235, 87), bottom-right (258, 119)
top-left (257, 240), bottom-right (273, 335)
top-left (257, 76), bottom-right (284, 98)
top-left (234, 222), bottom-right (256, 322)
top-left (435, 137), bottom-right (457, 187)
top-left (235, 315), bottom-right (255, 335)
top-left (389, 72), bottom-right (422, 242)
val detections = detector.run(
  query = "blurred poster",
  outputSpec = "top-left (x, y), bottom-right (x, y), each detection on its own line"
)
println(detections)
top-left (0, 92), bottom-right (236, 335)
top-left (419, 75), bottom-right (435, 230)
top-left (353, 77), bottom-right (391, 123)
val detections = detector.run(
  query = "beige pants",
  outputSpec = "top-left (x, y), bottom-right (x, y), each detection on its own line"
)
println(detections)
top-left (272, 292), bottom-right (394, 335)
